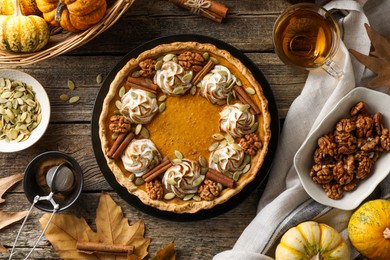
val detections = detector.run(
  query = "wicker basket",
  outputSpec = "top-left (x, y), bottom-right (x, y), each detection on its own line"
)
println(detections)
top-left (0, 0), bottom-right (135, 66)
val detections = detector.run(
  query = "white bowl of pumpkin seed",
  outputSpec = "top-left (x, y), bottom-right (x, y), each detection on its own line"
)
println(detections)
top-left (0, 69), bottom-right (50, 153)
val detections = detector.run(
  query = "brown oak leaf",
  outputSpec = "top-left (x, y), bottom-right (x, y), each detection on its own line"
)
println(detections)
top-left (349, 24), bottom-right (390, 93)
top-left (39, 192), bottom-right (150, 259)
top-left (0, 173), bottom-right (23, 204)
top-left (151, 241), bottom-right (176, 260)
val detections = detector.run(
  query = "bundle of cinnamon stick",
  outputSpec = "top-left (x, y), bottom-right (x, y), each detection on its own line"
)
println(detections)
top-left (168, 0), bottom-right (228, 23)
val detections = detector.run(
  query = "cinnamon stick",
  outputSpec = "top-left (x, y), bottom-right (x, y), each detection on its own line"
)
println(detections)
top-left (206, 168), bottom-right (234, 188)
top-left (126, 76), bottom-right (158, 94)
top-left (111, 132), bottom-right (135, 160)
top-left (168, 0), bottom-right (228, 23)
top-left (192, 59), bottom-right (215, 85)
top-left (233, 85), bottom-right (261, 115)
top-left (76, 241), bottom-right (134, 256)
top-left (107, 132), bottom-right (127, 158)
top-left (143, 159), bottom-right (172, 182)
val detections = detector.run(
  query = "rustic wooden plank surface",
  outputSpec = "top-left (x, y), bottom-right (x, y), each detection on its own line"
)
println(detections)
top-left (0, 0), bottom-right (307, 259)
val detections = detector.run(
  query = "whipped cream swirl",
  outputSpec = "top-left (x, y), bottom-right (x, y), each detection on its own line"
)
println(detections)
top-left (209, 143), bottom-right (245, 178)
top-left (121, 88), bottom-right (158, 124)
top-left (162, 159), bottom-right (203, 198)
top-left (200, 65), bottom-right (236, 105)
top-left (219, 103), bottom-right (256, 138)
top-left (122, 139), bottom-right (162, 177)
top-left (153, 61), bottom-right (193, 95)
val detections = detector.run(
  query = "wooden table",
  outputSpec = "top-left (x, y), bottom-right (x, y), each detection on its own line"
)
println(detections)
top-left (0, 0), bottom-right (308, 259)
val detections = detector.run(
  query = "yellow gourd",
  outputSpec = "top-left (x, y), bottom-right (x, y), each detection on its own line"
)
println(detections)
top-left (0, 0), bottom-right (49, 52)
top-left (0, 0), bottom-right (41, 16)
top-left (348, 199), bottom-right (390, 260)
top-left (36, 0), bottom-right (107, 32)
top-left (275, 221), bottom-right (350, 260)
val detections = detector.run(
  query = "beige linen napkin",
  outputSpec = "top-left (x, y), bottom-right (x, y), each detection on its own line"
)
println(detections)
top-left (214, 0), bottom-right (390, 259)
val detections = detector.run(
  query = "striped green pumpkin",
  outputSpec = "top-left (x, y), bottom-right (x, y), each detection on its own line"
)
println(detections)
top-left (0, 1), bottom-right (49, 53)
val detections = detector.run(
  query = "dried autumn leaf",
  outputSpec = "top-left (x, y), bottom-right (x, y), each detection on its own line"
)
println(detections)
top-left (0, 211), bottom-right (28, 230)
top-left (151, 241), bottom-right (176, 260)
top-left (0, 245), bottom-right (7, 253)
top-left (349, 24), bottom-right (390, 92)
top-left (39, 192), bottom-right (150, 259)
top-left (0, 173), bottom-right (24, 204)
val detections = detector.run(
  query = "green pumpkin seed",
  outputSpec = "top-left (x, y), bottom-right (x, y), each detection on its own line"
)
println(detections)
top-left (69, 96), bottom-right (80, 104)
top-left (208, 141), bottom-right (219, 152)
top-left (209, 57), bottom-right (219, 64)
top-left (174, 150), bottom-right (183, 159)
top-left (192, 195), bottom-right (201, 201)
top-left (96, 74), bottom-right (103, 84)
top-left (111, 132), bottom-right (119, 140)
top-left (135, 124), bottom-right (142, 135)
top-left (119, 86), bottom-right (126, 98)
top-left (202, 52), bottom-right (209, 60)
top-left (164, 192), bottom-right (176, 200)
top-left (145, 91), bottom-right (156, 98)
top-left (232, 143), bottom-right (242, 151)
top-left (243, 164), bottom-right (251, 174)
top-left (200, 167), bottom-right (208, 175)
top-left (250, 122), bottom-right (259, 132)
top-left (244, 154), bottom-right (251, 165)
top-left (59, 94), bottom-right (69, 101)
top-left (140, 127), bottom-right (150, 138)
top-left (155, 60), bottom-right (163, 70)
top-left (192, 176), bottom-right (204, 187)
top-left (130, 92), bottom-right (138, 99)
top-left (183, 194), bottom-right (195, 201)
top-left (158, 95), bottom-right (167, 102)
top-left (135, 177), bottom-right (145, 186)
top-left (67, 80), bottom-right (75, 90)
top-left (172, 158), bottom-right (182, 165)
top-left (198, 155), bottom-right (207, 168)
top-left (159, 102), bottom-right (166, 113)
top-left (233, 171), bottom-right (240, 181)
top-left (129, 173), bottom-right (136, 182)
top-left (212, 154), bottom-right (219, 164)
top-left (225, 134), bottom-right (235, 144)
top-left (181, 73), bottom-right (192, 83)
top-left (236, 79), bottom-right (242, 86)
top-left (245, 87), bottom-right (255, 95)
top-left (131, 71), bottom-right (141, 78)
top-left (190, 85), bottom-right (197, 95)
top-left (163, 53), bottom-right (175, 62)
top-left (173, 86), bottom-right (185, 95)
top-left (212, 133), bottom-right (224, 141)
top-left (115, 100), bottom-right (122, 109)
top-left (239, 104), bottom-right (251, 112)
top-left (166, 178), bottom-right (177, 185)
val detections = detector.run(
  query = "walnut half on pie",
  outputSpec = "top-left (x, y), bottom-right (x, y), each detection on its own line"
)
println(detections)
top-left (99, 42), bottom-right (271, 214)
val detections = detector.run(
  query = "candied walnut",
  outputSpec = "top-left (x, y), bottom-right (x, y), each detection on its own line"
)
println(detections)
top-left (373, 112), bottom-right (384, 136)
top-left (360, 136), bottom-right (380, 151)
top-left (350, 101), bottom-right (367, 116)
top-left (198, 179), bottom-right (220, 201)
top-left (314, 148), bottom-right (333, 164)
top-left (355, 114), bottom-right (374, 138)
top-left (322, 182), bottom-right (343, 200)
top-left (139, 59), bottom-right (156, 77)
top-left (145, 180), bottom-right (164, 200)
top-left (310, 164), bottom-right (333, 184)
top-left (109, 115), bottom-right (131, 133)
top-left (336, 118), bottom-right (356, 133)
top-left (380, 128), bottom-right (390, 152)
top-left (343, 178), bottom-right (359, 191)
top-left (317, 134), bottom-right (337, 157)
top-left (333, 155), bottom-right (354, 185)
top-left (239, 133), bottom-right (262, 156)
top-left (355, 153), bottom-right (375, 180)
top-left (178, 51), bottom-right (205, 72)
top-left (334, 131), bottom-right (357, 155)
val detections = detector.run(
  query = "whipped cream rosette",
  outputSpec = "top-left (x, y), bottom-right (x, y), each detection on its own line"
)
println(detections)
top-left (200, 65), bottom-right (236, 105)
top-left (162, 159), bottom-right (204, 198)
top-left (219, 103), bottom-right (257, 138)
top-left (121, 88), bottom-right (158, 124)
top-left (209, 143), bottom-right (246, 178)
top-left (122, 139), bottom-right (162, 177)
top-left (154, 61), bottom-right (193, 95)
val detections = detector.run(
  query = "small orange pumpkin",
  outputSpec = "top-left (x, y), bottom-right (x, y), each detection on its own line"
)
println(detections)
top-left (36, 0), bottom-right (107, 32)
top-left (0, 0), bottom-right (41, 16)
top-left (348, 199), bottom-right (390, 260)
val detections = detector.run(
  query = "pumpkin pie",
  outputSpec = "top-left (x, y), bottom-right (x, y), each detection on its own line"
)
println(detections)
top-left (99, 41), bottom-right (271, 213)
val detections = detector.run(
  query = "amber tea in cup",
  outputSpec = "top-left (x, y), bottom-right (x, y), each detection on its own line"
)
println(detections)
top-left (273, 3), bottom-right (342, 78)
